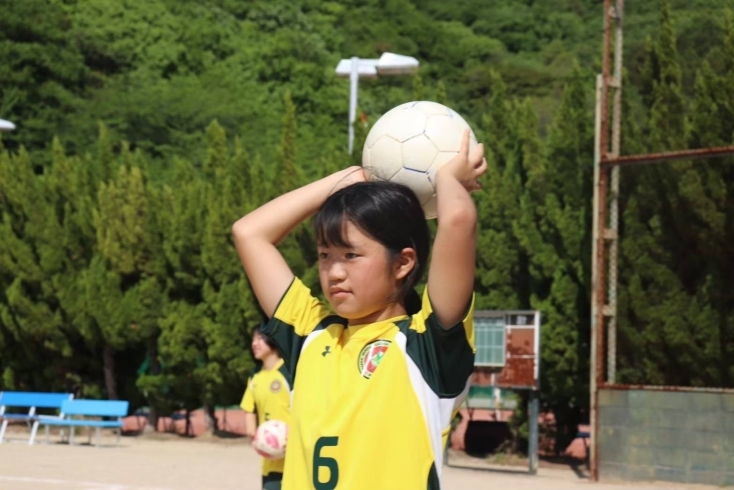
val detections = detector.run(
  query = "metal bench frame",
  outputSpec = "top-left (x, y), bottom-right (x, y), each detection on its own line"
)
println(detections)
top-left (0, 392), bottom-right (73, 445)
top-left (35, 399), bottom-right (129, 447)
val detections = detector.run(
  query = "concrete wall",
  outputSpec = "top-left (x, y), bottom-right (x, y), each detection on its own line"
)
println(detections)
top-left (598, 388), bottom-right (734, 486)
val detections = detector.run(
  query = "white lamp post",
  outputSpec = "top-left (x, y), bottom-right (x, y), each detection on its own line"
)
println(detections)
top-left (335, 52), bottom-right (420, 154)
top-left (0, 119), bottom-right (15, 132)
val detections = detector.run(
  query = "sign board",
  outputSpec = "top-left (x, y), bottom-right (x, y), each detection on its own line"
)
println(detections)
top-left (472, 310), bottom-right (541, 390)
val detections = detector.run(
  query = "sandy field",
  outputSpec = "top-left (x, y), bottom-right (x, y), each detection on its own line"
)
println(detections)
top-left (0, 428), bottom-right (718, 490)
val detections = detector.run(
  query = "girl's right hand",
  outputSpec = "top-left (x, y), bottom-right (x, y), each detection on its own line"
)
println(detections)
top-left (330, 166), bottom-right (367, 195)
top-left (437, 129), bottom-right (487, 193)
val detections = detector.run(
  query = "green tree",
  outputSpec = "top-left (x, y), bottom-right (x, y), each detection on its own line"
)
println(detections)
top-left (0, 145), bottom-right (73, 391)
top-left (618, 1), bottom-right (733, 388)
top-left (436, 80), bottom-right (447, 105)
top-left (412, 73), bottom-right (424, 101)
top-left (0, 0), bottom-right (89, 153)
top-left (474, 71), bottom-right (525, 309)
top-left (200, 122), bottom-right (256, 430)
top-left (520, 65), bottom-right (593, 449)
top-left (87, 157), bottom-right (157, 399)
top-left (648, 0), bottom-right (686, 151)
top-left (273, 91), bottom-right (299, 197)
top-left (270, 91), bottom-right (319, 289)
top-left (138, 155), bottom-right (206, 420)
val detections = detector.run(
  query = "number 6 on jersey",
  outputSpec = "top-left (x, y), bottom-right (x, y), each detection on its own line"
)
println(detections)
top-left (313, 437), bottom-right (339, 490)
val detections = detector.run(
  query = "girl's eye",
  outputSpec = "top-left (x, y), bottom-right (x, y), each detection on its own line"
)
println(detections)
top-left (318, 252), bottom-right (329, 260)
top-left (345, 253), bottom-right (358, 259)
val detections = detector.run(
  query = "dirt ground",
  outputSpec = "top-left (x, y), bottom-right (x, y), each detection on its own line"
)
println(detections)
top-left (0, 428), bottom-right (718, 490)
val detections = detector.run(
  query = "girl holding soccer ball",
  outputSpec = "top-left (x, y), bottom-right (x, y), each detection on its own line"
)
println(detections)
top-left (232, 129), bottom-right (486, 490)
top-left (241, 323), bottom-right (291, 490)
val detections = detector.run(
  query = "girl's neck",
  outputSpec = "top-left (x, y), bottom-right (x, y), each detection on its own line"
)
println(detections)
top-left (262, 353), bottom-right (280, 370)
top-left (347, 301), bottom-right (408, 327)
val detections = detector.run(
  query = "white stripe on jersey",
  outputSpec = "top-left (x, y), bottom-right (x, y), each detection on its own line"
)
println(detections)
top-left (394, 331), bottom-right (472, 488)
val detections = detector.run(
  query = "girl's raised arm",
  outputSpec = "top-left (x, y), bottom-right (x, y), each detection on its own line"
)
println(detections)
top-left (232, 167), bottom-right (365, 317)
top-left (427, 130), bottom-right (487, 327)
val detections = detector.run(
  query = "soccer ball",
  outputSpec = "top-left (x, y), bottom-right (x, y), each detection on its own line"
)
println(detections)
top-left (253, 419), bottom-right (288, 459)
top-left (361, 101), bottom-right (478, 219)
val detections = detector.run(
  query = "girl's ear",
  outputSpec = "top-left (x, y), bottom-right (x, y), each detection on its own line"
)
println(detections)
top-left (394, 248), bottom-right (417, 281)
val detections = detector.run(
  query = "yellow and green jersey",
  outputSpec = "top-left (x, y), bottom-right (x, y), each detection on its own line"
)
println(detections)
top-left (240, 358), bottom-right (291, 480)
top-left (261, 277), bottom-right (475, 490)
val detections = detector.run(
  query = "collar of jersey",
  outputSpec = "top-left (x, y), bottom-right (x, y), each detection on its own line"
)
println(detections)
top-left (345, 315), bottom-right (409, 337)
top-left (262, 357), bottom-right (284, 372)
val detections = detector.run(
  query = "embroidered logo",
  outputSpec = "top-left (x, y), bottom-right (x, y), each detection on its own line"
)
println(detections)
top-left (357, 340), bottom-right (391, 379)
top-left (270, 380), bottom-right (281, 393)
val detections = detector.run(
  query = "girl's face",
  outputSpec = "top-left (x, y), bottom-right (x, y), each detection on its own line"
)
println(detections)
top-left (317, 221), bottom-right (416, 325)
top-left (251, 331), bottom-right (273, 360)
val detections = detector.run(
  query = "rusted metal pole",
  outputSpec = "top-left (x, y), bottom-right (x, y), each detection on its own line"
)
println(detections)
top-left (593, 153), bottom-right (609, 484)
top-left (590, 74), bottom-right (603, 484)
top-left (607, 0), bottom-right (624, 384)
top-left (591, 0), bottom-right (613, 482)
top-left (603, 145), bottom-right (734, 167)
top-left (605, 383), bottom-right (734, 394)
top-left (600, 0), bottom-right (611, 161)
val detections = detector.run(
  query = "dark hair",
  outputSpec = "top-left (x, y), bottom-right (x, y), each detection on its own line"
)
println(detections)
top-left (315, 180), bottom-right (429, 314)
top-left (252, 323), bottom-right (278, 351)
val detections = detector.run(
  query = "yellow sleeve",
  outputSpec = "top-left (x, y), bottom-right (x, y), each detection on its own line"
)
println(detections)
top-left (271, 277), bottom-right (331, 336)
top-left (240, 376), bottom-right (255, 413)
top-left (261, 277), bottom-right (332, 386)
top-left (410, 288), bottom-right (476, 353)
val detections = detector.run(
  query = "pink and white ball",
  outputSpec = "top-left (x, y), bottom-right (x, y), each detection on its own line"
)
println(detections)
top-left (253, 420), bottom-right (288, 459)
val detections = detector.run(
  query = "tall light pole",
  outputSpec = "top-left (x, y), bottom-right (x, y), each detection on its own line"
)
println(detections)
top-left (0, 118), bottom-right (15, 132)
top-left (335, 52), bottom-right (420, 154)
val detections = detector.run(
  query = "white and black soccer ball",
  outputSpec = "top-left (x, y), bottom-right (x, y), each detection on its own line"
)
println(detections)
top-left (361, 101), bottom-right (478, 219)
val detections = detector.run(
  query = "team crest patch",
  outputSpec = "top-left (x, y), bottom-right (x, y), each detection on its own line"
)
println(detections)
top-left (358, 340), bottom-right (391, 379)
top-left (270, 380), bottom-right (281, 393)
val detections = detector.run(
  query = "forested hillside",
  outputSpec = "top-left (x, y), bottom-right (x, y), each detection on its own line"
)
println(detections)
top-left (1, 0), bottom-right (733, 450)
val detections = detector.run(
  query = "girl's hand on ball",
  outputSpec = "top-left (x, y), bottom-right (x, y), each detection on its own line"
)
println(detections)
top-left (438, 129), bottom-right (487, 192)
top-left (331, 166), bottom-right (367, 195)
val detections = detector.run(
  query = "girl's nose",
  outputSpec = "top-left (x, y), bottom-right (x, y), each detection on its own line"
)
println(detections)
top-left (328, 262), bottom-right (347, 281)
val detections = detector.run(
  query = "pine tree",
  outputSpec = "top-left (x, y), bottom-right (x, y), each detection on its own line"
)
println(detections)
top-left (200, 124), bottom-right (256, 430)
top-left (202, 123), bottom-right (236, 286)
top-left (138, 154), bottom-right (207, 422)
top-left (249, 153), bottom-right (270, 209)
top-left (95, 164), bottom-right (152, 276)
top-left (520, 64), bottom-right (593, 449)
top-left (203, 120), bottom-right (228, 184)
top-left (270, 93), bottom-right (317, 290)
top-left (412, 73), bottom-right (424, 101)
top-left (227, 137), bottom-right (252, 214)
top-left (274, 91), bottom-right (299, 196)
top-left (87, 158), bottom-right (155, 398)
top-left (648, 0), bottom-right (685, 152)
top-left (96, 122), bottom-right (114, 185)
top-left (474, 81), bottom-right (525, 309)
top-left (436, 80), bottom-right (447, 105)
top-left (617, 0), bottom-right (732, 388)
top-left (0, 145), bottom-right (72, 391)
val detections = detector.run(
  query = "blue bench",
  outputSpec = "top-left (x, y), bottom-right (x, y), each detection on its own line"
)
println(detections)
top-left (36, 399), bottom-right (129, 447)
top-left (0, 391), bottom-right (73, 444)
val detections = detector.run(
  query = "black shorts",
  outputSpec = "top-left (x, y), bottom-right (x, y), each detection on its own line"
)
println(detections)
top-left (262, 472), bottom-right (283, 490)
